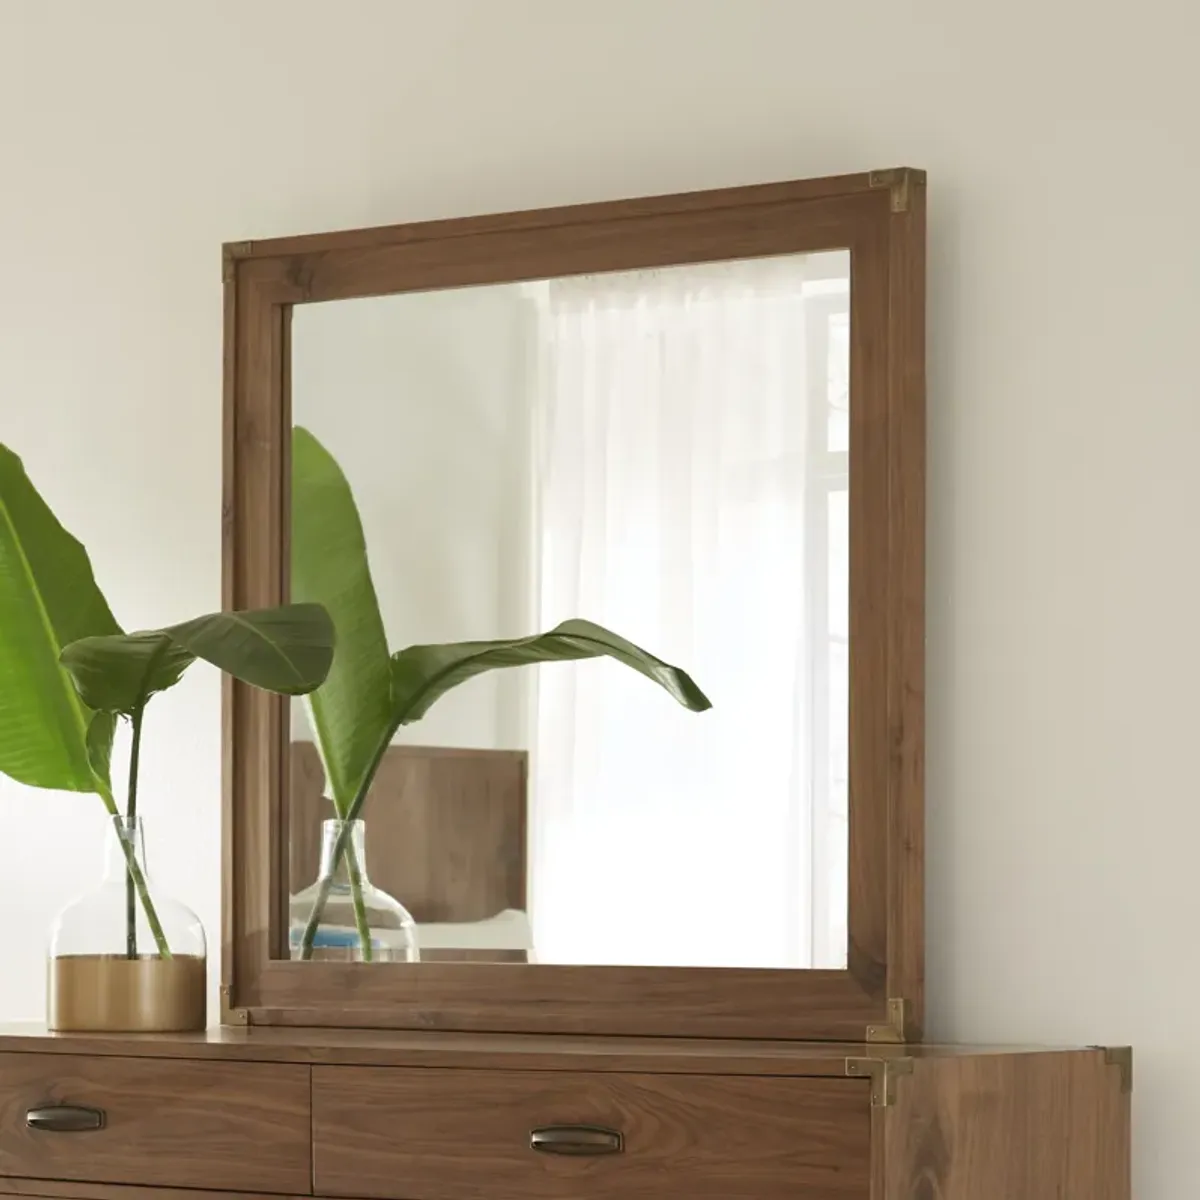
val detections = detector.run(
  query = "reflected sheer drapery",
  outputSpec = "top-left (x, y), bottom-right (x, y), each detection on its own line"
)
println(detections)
top-left (529, 257), bottom-right (848, 970)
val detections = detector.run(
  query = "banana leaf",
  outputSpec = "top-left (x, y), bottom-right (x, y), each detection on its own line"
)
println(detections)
top-left (0, 443), bottom-right (121, 798)
top-left (292, 427), bottom-right (711, 826)
top-left (353, 621), bottom-right (709, 822)
top-left (60, 605), bottom-right (336, 715)
top-left (292, 426), bottom-right (393, 815)
top-left (391, 619), bottom-right (710, 727)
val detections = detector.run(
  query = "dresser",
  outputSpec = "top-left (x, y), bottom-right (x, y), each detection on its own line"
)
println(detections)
top-left (0, 1028), bottom-right (1130, 1199)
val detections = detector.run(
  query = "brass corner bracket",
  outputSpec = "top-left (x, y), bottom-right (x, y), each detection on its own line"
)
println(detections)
top-left (220, 985), bottom-right (250, 1027)
top-left (222, 241), bottom-right (254, 282)
top-left (1098, 1045), bottom-right (1133, 1093)
top-left (846, 1056), bottom-right (913, 1107)
top-left (868, 167), bottom-right (925, 214)
top-left (866, 997), bottom-right (910, 1044)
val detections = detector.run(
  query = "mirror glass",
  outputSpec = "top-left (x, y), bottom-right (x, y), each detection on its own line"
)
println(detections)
top-left (282, 250), bottom-right (851, 970)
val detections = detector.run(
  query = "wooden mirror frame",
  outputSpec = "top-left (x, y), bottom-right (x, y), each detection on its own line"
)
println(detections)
top-left (221, 168), bottom-right (926, 1041)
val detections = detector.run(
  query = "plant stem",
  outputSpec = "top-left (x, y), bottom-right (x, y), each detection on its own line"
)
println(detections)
top-left (106, 810), bottom-right (173, 958)
top-left (299, 728), bottom-right (396, 960)
top-left (124, 709), bottom-right (144, 959)
top-left (297, 871), bottom-right (333, 961)
top-left (297, 830), bottom-right (373, 961)
top-left (97, 764), bottom-right (172, 960)
top-left (123, 843), bottom-right (171, 958)
top-left (345, 840), bottom-right (373, 962)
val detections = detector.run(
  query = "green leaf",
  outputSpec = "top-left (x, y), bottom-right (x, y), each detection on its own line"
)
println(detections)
top-left (61, 604), bottom-right (335, 716)
top-left (389, 619), bottom-right (712, 729)
top-left (85, 711), bottom-right (118, 787)
top-left (61, 633), bottom-right (192, 714)
top-left (290, 428), bottom-right (711, 831)
top-left (170, 606), bottom-right (336, 694)
top-left (291, 426), bottom-right (393, 815)
top-left (0, 443), bottom-right (122, 796)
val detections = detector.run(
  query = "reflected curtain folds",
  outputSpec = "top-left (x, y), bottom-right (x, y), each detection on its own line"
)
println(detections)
top-left (529, 254), bottom-right (850, 968)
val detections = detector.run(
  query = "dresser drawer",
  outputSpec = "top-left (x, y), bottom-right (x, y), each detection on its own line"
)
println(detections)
top-left (312, 1065), bottom-right (869, 1200)
top-left (0, 1052), bottom-right (311, 1193)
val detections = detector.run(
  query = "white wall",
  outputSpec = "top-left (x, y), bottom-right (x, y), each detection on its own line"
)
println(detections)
top-left (0, 1), bottom-right (1193, 1192)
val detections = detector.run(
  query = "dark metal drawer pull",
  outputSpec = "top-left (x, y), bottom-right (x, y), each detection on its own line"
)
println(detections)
top-left (26, 1105), bottom-right (106, 1132)
top-left (530, 1125), bottom-right (623, 1156)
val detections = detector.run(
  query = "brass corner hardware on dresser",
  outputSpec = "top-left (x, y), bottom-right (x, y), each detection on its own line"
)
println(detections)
top-left (845, 1053), bottom-right (913, 1107)
top-left (1101, 1044), bottom-right (1134, 1093)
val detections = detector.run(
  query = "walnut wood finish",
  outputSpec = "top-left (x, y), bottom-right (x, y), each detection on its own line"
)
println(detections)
top-left (885, 174), bottom-right (926, 1033)
top-left (0, 1185), bottom-right (296, 1200)
top-left (0, 1053), bottom-right (310, 1193)
top-left (880, 1049), bottom-right (1131, 1200)
top-left (312, 1066), bottom-right (870, 1200)
top-left (223, 167), bottom-right (927, 1038)
top-left (0, 1034), bottom-right (1130, 1200)
top-left (0, 1026), bottom-right (1018, 1076)
top-left (0, 1024), bottom-right (880, 1073)
top-left (289, 742), bottom-right (527, 961)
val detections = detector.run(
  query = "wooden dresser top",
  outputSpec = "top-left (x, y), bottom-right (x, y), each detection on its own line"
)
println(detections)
top-left (0, 1024), bottom-right (1078, 1075)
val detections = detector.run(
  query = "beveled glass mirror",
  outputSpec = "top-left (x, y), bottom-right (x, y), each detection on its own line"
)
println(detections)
top-left (222, 169), bottom-right (925, 1039)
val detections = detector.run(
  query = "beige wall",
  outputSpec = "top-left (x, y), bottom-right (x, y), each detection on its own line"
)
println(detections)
top-left (0, 1), bottom-right (1193, 1192)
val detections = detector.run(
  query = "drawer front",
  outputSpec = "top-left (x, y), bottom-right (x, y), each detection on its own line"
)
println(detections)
top-left (312, 1066), bottom-right (869, 1200)
top-left (0, 1053), bottom-right (311, 1193)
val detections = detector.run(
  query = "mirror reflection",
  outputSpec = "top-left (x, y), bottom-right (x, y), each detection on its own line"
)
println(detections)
top-left (283, 250), bottom-right (851, 970)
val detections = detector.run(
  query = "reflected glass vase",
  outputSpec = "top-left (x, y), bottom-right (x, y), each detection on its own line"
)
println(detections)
top-left (289, 819), bottom-right (419, 962)
top-left (47, 816), bottom-right (207, 1032)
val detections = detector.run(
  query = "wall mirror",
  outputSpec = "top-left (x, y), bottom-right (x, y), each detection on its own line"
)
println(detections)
top-left (223, 169), bottom-right (925, 1040)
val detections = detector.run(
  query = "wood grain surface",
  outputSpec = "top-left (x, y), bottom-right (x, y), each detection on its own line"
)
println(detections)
top-left (881, 1048), bottom-right (1130, 1199)
top-left (229, 170), bottom-right (895, 262)
top-left (883, 171), bottom-right (926, 1038)
top-left (0, 1184), bottom-right (297, 1200)
top-left (0, 1025), bottom-right (905, 1073)
top-left (0, 1038), bottom-right (1129, 1200)
top-left (0, 1025), bottom-right (1089, 1072)
top-left (0, 1053), bottom-right (310, 1193)
top-left (312, 1065), bottom-right (870, 1200)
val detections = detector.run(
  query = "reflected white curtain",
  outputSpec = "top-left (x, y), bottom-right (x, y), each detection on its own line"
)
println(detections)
top-left (528, 257), bottom-right (847, 969)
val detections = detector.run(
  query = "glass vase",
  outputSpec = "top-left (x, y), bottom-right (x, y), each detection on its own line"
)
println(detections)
top-left (289, 819), bottom-right (419, 962)
top-left (47, 816), bottom-right (207, 1032)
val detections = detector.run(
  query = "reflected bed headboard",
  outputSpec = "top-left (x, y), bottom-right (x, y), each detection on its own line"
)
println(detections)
top-left (288, 741), bottom-right (528, 961)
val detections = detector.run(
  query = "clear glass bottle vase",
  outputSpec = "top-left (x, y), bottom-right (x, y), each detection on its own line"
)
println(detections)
top-left (47, 816), bottom-right (207, 1032)
top-left (289, 819), bottom-right (419, 962)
